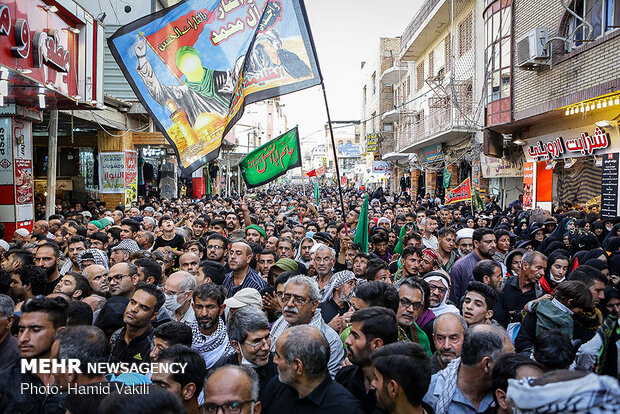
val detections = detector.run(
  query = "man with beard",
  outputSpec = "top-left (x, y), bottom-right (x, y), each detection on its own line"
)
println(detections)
top-left (191, 283), bottom-right (234, 369)
top-left (370, 342), bottom-right (432, 414)
top-left (275, 214), bottom-right (286, 232)
top-left (53, 273), bottom-right (90, 301)
top-left (295, 236), bottom-right (315, 267)
top-left (455, 228), bottom-right (474, 258)
top-left (257, 250), bottom-right (277, 280)
top-left (223, 242), bottom-right (266, 298)
top-left (9, 265), bottom-right (47, 309)
top-left (82, 264), bottom-right (109, 297)
top-left (337, 307), bottom-right (399, 413)
top-left (35, 242), bottom-right (62, 295)
top-left (431, 313), bottom-right (467, 374)
top-left (225, 212), bottom-right (241, 232)
top-left (449, 228), bottom-right (496, 303)
top-left (245, 224), bottom-right (266, 246)
top-left (394, 246), bottom-right (423, 282)
top-left (2, 248), bottom-right (33, 273)
top-left (313, 244), bottom-right (336, 302)
top-left (214, 306), bottom-right (277, 400)
top-left (472, 260), bottom-right (504, 293)
top-left (395, 278), bottom-right (432, 355)
top-left (319, 271), bottom-right (357, 328)
top-left (59, 236), bottom-right (88, 276)
top-left (0, 297), bottom-right (68, 413)
top-left (263, 325), bottom-right (363, 413)
top-left (110, 282), bottom-right (164, 364)
top-left (209, 218), bottom-right (226, 235)
top-left (423, 270), bottom-right (459, 317)
top-left (269, 276), bottom-right (344, 378)
top-left (206, 233), bottom-right (229, 270)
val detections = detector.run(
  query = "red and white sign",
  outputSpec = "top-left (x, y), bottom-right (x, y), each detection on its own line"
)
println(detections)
top-left (0, 0), bottom-right (104, 106)
top-left (525, 126), bottom-right (614, 161)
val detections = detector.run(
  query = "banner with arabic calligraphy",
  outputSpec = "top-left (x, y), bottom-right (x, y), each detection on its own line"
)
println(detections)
top-left (524, 126), bottom-right (616, 161)
top-left (239, 127), bottom-right (301, 188)
top-left (445, 178), bottom-right (472, 205)
top-left (108, 0), bottom-right (321, 173)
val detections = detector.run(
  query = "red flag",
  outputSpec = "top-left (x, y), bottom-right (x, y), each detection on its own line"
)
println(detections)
top-left (341, 175), bottom-right (347, 185)
top-left (145, 8), bottom-right (216, 78)
top-left (445, 178), bottom-right (472, 205)
top-left (305, 169), bottom-right (316, 177)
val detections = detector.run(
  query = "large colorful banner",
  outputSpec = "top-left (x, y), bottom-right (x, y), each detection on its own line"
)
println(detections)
top-left (445, 178), bottom-right (472, 205)
top-left (124, 151), bottom-right (138, 206)
top-left (108, 0), bottom-right (321, 173)
top-left (240, 127), bottom-right (301, 188)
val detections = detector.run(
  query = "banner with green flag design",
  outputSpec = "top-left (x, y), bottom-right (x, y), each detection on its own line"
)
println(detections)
top-left (240, 127), bottom-right (302, 188)
top-left (472, 189), bottom-right (485, 212)
top-left (354, 194), bottom-right (369, 253)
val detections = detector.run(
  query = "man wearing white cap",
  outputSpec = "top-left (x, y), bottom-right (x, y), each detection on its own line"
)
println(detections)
top-left (455, 228), bottom-right (474, 259)
top-left (12, 229), bottom-right (30, 247)
top-left (223, 288), bottom-right (263, 313)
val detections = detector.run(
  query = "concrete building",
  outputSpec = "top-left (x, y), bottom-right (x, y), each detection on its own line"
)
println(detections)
top-left (394, 0), bottom-right (486, 200)
top-left (485, 0), bottom-right (620, 213)
top-left (360, 37), bottom-right (400, 192)
top-left (323, 121), bottom-right (362, 183)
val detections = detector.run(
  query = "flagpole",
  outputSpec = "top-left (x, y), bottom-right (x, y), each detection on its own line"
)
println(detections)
top-left (321, 83), bottom-right (348, 233)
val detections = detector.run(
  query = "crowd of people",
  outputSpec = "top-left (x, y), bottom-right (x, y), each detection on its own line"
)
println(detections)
top-left (0, 186), bottom-right (619, 413)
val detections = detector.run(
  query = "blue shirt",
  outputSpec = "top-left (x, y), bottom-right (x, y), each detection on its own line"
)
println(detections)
top-left (449, 251), bottom-right (482, 303)
top-left (423, 370), bottom-right (494, 414)
top-left (222, 267), bottom-right (266, 298)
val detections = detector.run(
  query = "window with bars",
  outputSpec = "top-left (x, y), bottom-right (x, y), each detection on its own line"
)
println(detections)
top-left (428, 51), bottom-right (435, 78)
top-left (445, 36), bottom-right (451, 72)
top-left (484, 0), bottom-right (512, 126)
top-left (406, 76), bottom-right (411, 97)
top-left (416, 61), bottom-right (424, 91)
top-left (458, 13), bottom-right (473, 57)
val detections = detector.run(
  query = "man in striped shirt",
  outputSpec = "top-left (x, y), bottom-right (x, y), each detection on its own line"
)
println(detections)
top-left (222, 241), bottom-right (266, 298)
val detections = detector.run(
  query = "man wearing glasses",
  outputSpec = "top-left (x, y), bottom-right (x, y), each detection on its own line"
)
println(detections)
top-left (201, 365), bottom-right (260, 414)
top-left (213, 306), bottom-right (277, 401)
top-left (269, 276), bottom-right (344, 378)
top-left (394, 278), bottom-right (432, 355)
top-left (206, 233), bottom-right (230, 271)
top-left (107, 263), bottom-right (140, 299)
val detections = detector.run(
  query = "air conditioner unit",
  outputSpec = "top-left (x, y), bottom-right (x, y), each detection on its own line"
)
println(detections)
top-left (516, 28), bottom-right (550, 69)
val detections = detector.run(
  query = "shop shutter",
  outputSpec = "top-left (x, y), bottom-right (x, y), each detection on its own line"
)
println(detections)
top-left (557, 160), bottom-right (601, 206)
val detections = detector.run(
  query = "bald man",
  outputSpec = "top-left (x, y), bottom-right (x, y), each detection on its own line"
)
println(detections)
top-left (82, 264), bottom-right (109, 296)
top-left (179, 253), bottom-right (200, 276)
top-left (164, 271), bottom-right (197, 325)
top-left (222, 242), bottom-right (266, 298)
top-left (204, 366), bottom-right (260, 414)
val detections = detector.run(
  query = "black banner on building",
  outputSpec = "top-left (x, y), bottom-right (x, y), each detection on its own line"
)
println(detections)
top-left (601, 153), bottom-right (620, 219)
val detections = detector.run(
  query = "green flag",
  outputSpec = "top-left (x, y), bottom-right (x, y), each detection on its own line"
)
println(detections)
top-left (443, 168), bottom-right (452, 189)
top-left (314, 179), bottom-right (320, 206)
top-left (473, 189), bottom-right (484, 211)
top-left (354, 195), bottom-right (369, 253)
top-left (240, 128), bottom-right (302, 188)
top-left (205, 164), bottom-right (211, 195)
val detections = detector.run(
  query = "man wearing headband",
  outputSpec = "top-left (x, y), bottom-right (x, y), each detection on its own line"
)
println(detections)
top-left (420, 248), bottom-right (442, 276)
top-left (245, 224), bottom-right (266, 246)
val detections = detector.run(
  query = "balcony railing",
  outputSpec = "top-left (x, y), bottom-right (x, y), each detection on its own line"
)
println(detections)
top-left (400, 0), bottom-right (443, 56)
top-left (396, 82), bottom-right (473, 151)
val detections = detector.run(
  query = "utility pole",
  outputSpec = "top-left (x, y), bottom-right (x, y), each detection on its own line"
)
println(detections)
top-left (45, 110), bottom-right (58, 220)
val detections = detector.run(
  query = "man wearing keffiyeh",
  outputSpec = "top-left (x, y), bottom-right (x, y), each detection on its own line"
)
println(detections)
top-left (190, 283), bottom-right (234, 369)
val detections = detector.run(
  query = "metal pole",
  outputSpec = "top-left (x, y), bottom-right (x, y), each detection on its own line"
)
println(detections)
top-left (237, 164), bottom-right (241, 194)
top-left (321, 83), bottom-right (347, 228)
top-left (227, 150), bottom-right (231, 197)
top-left (45, 110), bottom-right (58, 221)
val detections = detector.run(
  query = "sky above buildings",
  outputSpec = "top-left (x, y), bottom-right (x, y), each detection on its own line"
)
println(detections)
top-left (279, 0), bottom-right (422, 153)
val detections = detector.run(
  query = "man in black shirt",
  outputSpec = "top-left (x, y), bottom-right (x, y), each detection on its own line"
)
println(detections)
top-left (337, 307), bottom-right (399, 413)
top-left (35, 242), bottom-right (62, 295)
top-left (319, 270), bottom-right (357, 326)
top-left (371, 342), bottom-right (432, 414)
top-left (262, 325), bottom-right (363, 413)
top-left (110, 282), bottom-right (164, 364)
